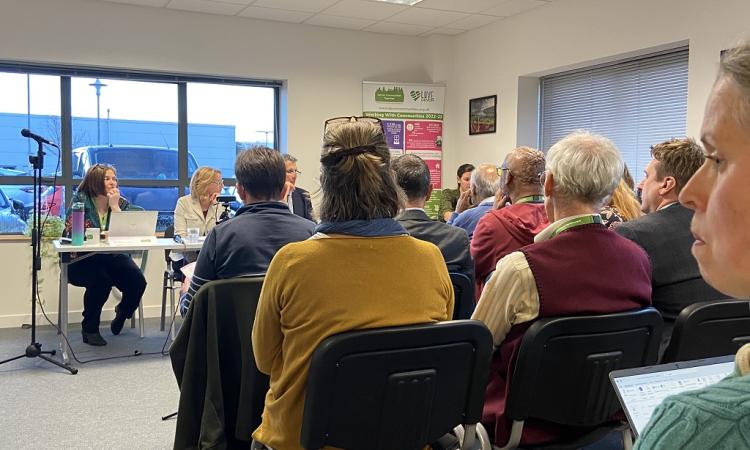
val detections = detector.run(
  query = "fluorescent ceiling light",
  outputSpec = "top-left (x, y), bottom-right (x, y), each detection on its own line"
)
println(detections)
top-left (373, 0), bottom-right (423, 5)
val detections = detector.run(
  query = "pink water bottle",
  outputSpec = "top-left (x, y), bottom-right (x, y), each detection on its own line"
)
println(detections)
top-left (71, 202), bottom-right (85, 246)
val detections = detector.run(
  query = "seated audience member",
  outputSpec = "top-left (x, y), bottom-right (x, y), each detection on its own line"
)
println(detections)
top-left (251, 117), bottom-right (454, 450)
top-left (64, 164), bottom-right (147, 346)
top-left (392, 154), bottom-right (474, 281)
top-left (438, 163), bottom-right (475, 222)
top-left (471, 147), bottom-right (548, 298)
top-left (600, 177), bottom-right (642, 228)
top-left (447, 163), bottom-right (501, 239)
top-left (282, 153), bottom-right (314, 221)
top-left (472, 131), bottom-right (652, 447)
top-left (170, 166), bottom-right (223, 273)
top-left (178, 147), bottom-right (315, 316)
top-left (616, 138), bottom-right (724, 346)
top-left (635, 42), bottom-right (750, 450)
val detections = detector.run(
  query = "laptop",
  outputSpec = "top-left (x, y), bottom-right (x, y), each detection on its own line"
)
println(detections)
top-left (107, 210), bottom-right (158, 245)
top-left (609, 355), bottom-right (735, 437)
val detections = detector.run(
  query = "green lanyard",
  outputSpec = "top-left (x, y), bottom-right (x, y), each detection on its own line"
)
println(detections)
top-left (550, 214), bottom-right (603, 238)
top-left (514, 195), bottom-right (545, 204)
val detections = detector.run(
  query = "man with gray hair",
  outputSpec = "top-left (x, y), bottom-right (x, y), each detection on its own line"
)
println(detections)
top-left (472, 131), bottom-right (652, 447)
top-left (447, 163), bottom-right (500, 240)
top-left (283, 153), bottom-right (314, 221)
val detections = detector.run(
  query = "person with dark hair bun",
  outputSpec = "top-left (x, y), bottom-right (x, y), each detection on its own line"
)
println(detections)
top-left (64, 164), bottom-right (146, 346)
top-left (438, 163), bottom-right (475, 222)
top-left (251, 117), bottom-right (454, 450)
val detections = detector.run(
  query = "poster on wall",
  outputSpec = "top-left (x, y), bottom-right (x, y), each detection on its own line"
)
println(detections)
top-left (362, 81), bottom-right (445, 199)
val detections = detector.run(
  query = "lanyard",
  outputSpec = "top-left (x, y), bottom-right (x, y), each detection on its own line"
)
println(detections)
top-left (514, 195), bottom-right (545, 204)
top-left (550, 214), bottom-right (603, 238)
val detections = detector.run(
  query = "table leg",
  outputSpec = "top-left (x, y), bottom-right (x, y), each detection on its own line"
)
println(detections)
top-left (138, 250), bottom-right (149, 339)
top-left (58, 261), bottom-right (70, 364)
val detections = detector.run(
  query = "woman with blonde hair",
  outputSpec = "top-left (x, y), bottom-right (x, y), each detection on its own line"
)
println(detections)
top-left (170, 166), bottom-right (223, 266)
top-left (251, 117), bottom-right (454, 450)
top-left (600, 174), bottom-right (642, 228)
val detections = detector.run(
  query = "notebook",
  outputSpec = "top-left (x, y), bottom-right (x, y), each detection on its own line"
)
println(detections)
top-left (609, 355), bottom-right (735, 437)
top-left (107, 210), bottom-right (158, 245)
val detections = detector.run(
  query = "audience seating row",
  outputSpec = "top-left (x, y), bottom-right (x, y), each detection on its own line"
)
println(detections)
top-left (170, 277), bottom-right (750, 450)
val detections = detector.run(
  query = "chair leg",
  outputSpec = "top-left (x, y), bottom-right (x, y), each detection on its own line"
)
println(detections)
top-left (622, 427), bottom-right (633, 450)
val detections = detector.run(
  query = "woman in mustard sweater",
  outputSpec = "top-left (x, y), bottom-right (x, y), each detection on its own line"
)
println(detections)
top-left (251, 117), bottom-right (454, 450)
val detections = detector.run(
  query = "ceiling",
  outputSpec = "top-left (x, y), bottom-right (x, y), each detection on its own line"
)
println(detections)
top-left (99, 0), bottom-right (558, 36)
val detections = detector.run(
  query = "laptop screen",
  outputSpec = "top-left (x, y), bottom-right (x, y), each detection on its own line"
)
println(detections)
top-left (610, 355), bottom-right (734, 437)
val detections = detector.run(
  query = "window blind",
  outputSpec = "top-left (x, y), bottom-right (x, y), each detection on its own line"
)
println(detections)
top-left (539, 48), bottom-right (689, 179)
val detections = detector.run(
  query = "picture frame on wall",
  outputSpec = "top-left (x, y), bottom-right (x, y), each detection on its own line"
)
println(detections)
top-left (469, 94), bottom-right (497, 135)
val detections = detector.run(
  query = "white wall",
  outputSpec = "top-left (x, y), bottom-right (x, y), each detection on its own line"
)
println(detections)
top-left (442, 0), bottom-right (750, 176)
top-left (0, 0), bottom-right (441, 326)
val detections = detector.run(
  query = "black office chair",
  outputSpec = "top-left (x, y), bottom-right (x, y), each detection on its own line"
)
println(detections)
top-left (499, 308), bottom-right (663, 450)
top-left (662, 299), bottom-right (750, 363)
top-left (170, 277), bottom-right (270, 450)
top-left (450, 272), bottom-right (475, 320)
top-left (299, 320), bottom-right (493, 450)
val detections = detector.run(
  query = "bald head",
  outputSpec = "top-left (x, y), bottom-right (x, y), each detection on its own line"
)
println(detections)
top-left (471, 163), bottom-right (501, 201)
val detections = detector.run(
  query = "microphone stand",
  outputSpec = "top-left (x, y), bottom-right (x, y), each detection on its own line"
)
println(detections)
top-left (0, 138), bottom-right (77, 374)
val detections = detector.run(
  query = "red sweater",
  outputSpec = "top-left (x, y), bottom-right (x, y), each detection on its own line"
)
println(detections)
top-left (471, 203), bottom-right (548, 299)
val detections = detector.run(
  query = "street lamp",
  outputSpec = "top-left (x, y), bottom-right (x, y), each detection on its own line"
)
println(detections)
top-left (256, 129), bottom-right (273, 148)
top-left (89, 78), bottom-right (107, 145)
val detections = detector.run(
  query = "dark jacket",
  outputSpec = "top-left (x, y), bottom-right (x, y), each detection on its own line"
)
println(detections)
top-left (171, 277), bottom-right (269, 450)
top-left (615, 203), bottom-right (725, 320)
top-left (396, 208), bottom-right (474, 281)
top-left (290, 187), bottom-right (314, 221)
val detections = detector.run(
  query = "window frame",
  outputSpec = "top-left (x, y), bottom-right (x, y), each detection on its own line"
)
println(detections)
top-left (0, 62), bottom-right (281, 234)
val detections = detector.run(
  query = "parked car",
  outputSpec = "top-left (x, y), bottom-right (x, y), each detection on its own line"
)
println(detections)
top-left (40, 185), bottom-right (63, 216)
top-left (0, 187), bottom-right (27, 234)
top-left (73, 145), bottom-right (199, 230)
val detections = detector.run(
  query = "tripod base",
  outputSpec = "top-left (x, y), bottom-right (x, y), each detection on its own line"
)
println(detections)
top-left (0, 342), bottom-right (78, 374)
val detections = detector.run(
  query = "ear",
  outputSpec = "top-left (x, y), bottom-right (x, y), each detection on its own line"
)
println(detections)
top-left (544, 172), bottom-right (554, 197)
top-left (658, 176), bottom-right (677, 196)
top-left (425, 184), bottom-right (434, 201)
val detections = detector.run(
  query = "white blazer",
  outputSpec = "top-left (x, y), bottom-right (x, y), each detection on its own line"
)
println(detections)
top-left (170, 195), bottom-right (221, 262)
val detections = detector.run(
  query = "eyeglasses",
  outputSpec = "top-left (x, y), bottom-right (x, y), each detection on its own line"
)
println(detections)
top-left (286, 169), bottom-right (302, 175)
top-left (538, 170), bottom-right (548, 186)
top-left (498, 164), bottom-right (511, 177)
top-left (324, 116), bottom-right (383, 133)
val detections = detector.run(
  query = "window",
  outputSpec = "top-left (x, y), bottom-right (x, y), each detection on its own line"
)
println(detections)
top-left (539, 48), bottom-right (689, 178)
top-left (0, 64), bottom-right (280, 234)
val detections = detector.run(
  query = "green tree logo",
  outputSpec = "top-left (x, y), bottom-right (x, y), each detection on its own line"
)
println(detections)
top-left (375, 86), bottom-right (404, 103)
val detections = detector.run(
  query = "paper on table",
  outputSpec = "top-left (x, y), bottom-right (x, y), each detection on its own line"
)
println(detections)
top-left (180, 262), bottom-right (197, 279)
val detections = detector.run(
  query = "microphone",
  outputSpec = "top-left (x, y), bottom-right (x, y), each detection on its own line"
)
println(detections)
top-left (21, 129), bottom-right (59, 148)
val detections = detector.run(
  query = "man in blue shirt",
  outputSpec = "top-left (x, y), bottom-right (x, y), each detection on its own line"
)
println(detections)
top-left (179, 147), bottom-right (315, 316)
top-left (448, 163), bottom-right (501, 240)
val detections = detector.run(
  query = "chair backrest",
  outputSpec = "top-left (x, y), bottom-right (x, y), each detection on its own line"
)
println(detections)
top-left (171, 276), bottom-right (269, 449)
top-left (163, 224), bottom-right (175, 264)
top-left (300, 320), bottom-right (493, 450)
top-left (449, 272), bottom-right (475, 320)
top-left (506, 308), bottom-right (663, 427)
top-left (663, 299), bottom-right (750, 363)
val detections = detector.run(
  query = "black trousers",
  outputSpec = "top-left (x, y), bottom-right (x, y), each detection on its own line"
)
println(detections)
top-left (67, 253), bottom-right (147, 333)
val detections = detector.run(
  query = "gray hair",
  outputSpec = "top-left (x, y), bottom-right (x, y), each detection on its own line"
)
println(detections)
top-left (546, 131), bottom-right (623, 208)
top-left (719, 42), bottom-right (750, 128)
top-left (471, 163), bottom-right (501, 199)
top-left (282, 153), bottom-right (298, 163)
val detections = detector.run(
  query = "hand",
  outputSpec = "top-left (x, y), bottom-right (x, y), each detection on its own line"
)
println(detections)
top-left (494, 193), bottom-right (511, 210)
top-left (280, 181), bottom-right (295, 201)
top-left (455, 189), bottom-right (473, 214)
top-left (180, 275), bottom-right (191, 295)
top-left (107, 188), bottom-right (121, 211)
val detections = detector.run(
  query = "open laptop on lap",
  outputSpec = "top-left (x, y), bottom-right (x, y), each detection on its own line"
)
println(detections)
top-left (107, 211), bottom-right (158, 245)
top-left (609, 355), bottom-right (735, 438)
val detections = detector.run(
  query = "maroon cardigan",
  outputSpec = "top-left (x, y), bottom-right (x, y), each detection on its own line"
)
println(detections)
top-left (482, 224), bottom-right (652, 447)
